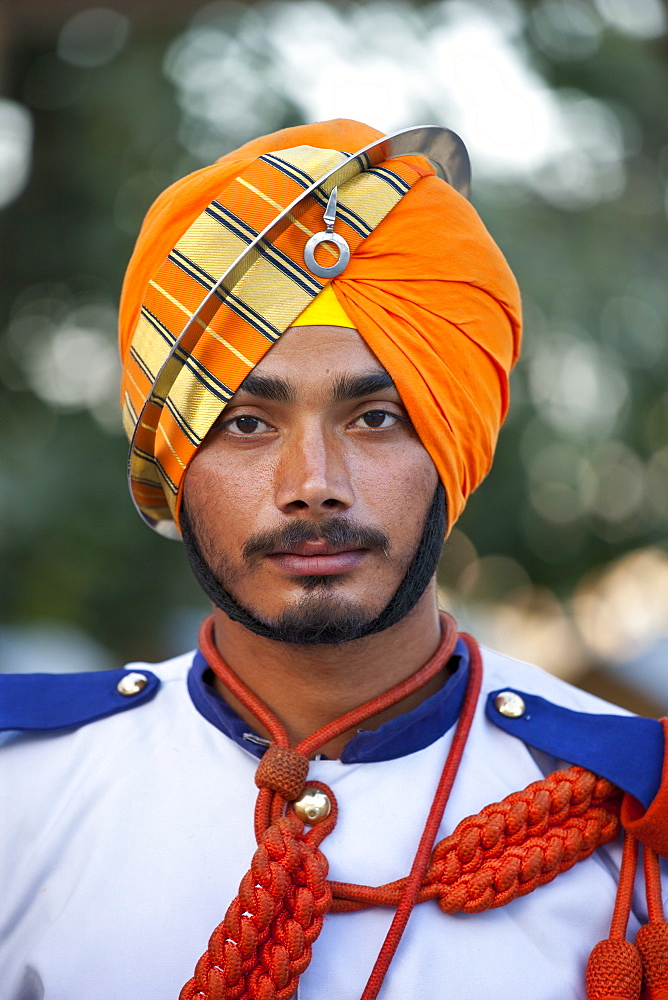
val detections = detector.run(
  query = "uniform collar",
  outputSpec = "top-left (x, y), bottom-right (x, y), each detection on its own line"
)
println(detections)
top-left (187, 638), bottom-right (470, 762)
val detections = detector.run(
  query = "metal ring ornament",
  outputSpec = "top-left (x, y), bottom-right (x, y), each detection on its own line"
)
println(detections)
top-left (304, 230), bottom-right (350, 279)
top-left (303, 186), bottom-right (351, 278)
top-left (127, 125), bottom-right (472, 537)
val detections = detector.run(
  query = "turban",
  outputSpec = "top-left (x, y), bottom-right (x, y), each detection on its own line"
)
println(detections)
top-left (118, 119), bottom-right (521, 536)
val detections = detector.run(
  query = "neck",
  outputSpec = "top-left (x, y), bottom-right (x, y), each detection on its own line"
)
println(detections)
top-left (210, 581), bottom-right (444, 758)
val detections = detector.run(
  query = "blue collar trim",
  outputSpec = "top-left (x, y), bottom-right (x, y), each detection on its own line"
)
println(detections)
top-left (187, 639), bottom-right (470, 762)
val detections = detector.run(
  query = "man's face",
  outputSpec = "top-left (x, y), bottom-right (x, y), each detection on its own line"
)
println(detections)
top-left (183, 324), bottom-right (439, 638)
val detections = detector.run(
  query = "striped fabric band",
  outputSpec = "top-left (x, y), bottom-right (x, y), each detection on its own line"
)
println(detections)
top-left (123, 144), bottom-right (423, 528)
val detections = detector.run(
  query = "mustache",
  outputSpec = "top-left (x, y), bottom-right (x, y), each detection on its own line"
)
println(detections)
top-left (241, 518), bottom-right (391, 568)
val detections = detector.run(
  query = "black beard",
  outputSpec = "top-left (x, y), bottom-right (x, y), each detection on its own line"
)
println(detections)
top-left (179, 482), bottom-right (445, 645)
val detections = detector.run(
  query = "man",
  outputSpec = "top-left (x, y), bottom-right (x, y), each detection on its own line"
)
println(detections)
top-left (1, 120), bottom-right (667, 1000)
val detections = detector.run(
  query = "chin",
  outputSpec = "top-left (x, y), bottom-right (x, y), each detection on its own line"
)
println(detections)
top-left (296, 574), bottom-right (338, 591)
top-left (248, 591), bottom-right (382, 645)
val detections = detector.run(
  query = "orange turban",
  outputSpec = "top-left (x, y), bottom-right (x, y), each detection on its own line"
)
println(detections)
top-left (119, 119), bottom-right (521, 536)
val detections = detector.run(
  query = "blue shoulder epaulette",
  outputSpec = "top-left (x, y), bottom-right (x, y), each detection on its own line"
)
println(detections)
top-left (486, 688), bottom-right (664, 809)
top-left (0, 669), bottom-right (160, 733)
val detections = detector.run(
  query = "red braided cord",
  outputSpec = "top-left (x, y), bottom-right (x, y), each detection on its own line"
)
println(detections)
top-left (200, 617), bottom-right (289, 749)
top-left (635, 846), bottom-right (668, 1000)
top-left (200, 612), bottom-right (459, 759)
top-left (179, 809), bottom-right (335, 1000)
top-left (585, 834), bottom-right (643, 1000)
top-left (645, 845), bottom-right (666, 925)
top-left (329, 767), bottom-right (622, 913)
top-left (180, 613), bottom-right (462, 1000)
top-left (180, 764), bottom-right (623, 999)
top-left (610, 833), bottom-right (639, 940)
top-left (357, 633), bottom-right (482, 1000)
top-left (586, 831), bottom-right (668, 1000)
top-left (183, 618), bottom-right (632, 1000)
top-left (200, 612), bottom-right (459, 842)
top-left (636, 922), bottom-right (668, 1000)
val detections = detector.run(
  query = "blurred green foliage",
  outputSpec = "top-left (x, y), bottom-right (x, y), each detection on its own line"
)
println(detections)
top-left (0, 0), bottom-right (666, 665)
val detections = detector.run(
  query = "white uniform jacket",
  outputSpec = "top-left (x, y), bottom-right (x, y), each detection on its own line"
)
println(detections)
top-left (1, 638), bottom-right (666, 1000)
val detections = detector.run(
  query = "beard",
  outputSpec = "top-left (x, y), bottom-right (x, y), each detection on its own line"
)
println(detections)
top-left (180, 482), bottom-right (445, 646)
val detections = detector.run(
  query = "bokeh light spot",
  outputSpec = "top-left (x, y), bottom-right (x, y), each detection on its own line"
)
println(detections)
top-left (58, 8), bottom-right (131, 69)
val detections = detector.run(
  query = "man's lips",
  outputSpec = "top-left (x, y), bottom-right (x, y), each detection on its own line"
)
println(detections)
top-left (266, 539), bottom-right (368, 576)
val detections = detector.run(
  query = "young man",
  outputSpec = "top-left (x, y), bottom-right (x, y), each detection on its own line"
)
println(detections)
top-left (1, 120), bottom-right (666, 1000)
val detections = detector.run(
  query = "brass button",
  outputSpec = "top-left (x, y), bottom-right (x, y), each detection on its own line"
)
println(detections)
top-left (292, 788), bottom-right (331, 825)
top-left (494, 690), bottom-right (526, 719)
top-left (117, 672), bottom-right (148, 697)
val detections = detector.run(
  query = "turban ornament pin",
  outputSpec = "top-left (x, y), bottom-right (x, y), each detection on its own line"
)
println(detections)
top-left (303, 187), bottom-right (350, 278)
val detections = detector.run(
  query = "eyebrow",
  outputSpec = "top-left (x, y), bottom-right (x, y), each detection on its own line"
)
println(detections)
top-left (332, 371), bottom-right (396, 402)
top-left (234, 368), bottom-right (396, 405)
top-left (235, 371), bottom-right (295, 403)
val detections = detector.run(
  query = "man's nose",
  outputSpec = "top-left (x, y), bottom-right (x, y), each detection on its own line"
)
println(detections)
top-left (274, 424), bottom-right (354, 514)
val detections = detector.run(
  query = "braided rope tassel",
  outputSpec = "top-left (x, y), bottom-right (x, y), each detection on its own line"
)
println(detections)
top-left (586, 836), bottom-right (668, 1000)
top-left (185, 619), bottom-right (652, 1000)
top-left (329, 766), bottom-right (623, 914)
top-left (429, 767), bottom-right (622, 913)
top-left (179, 805), bottom-right (335, 1000)
top-left (636, 925), bottom-right (668, 999)
top-left (586, 833), bottom-right (642, 1000)
top-left (635, 845), bottom-right (668, 1000)
top-left (180, 762), bottom-right (626, 999)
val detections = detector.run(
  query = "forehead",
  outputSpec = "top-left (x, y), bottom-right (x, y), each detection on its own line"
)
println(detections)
top-left (252, 324), bottom-right (386, 379)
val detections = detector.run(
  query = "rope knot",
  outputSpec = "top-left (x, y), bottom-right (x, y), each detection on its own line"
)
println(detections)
top-left (635, 922), bottom-right (668, 999)
top-left (586, 938), bottom-right (642, 999)
top-left (255, 745), bottom-right (310, 802)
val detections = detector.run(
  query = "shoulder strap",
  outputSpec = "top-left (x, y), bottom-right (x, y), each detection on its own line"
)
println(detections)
top-left (486, 688), bottom-right (664, 808)
top-left (0, 669), bottom-right (160, 733)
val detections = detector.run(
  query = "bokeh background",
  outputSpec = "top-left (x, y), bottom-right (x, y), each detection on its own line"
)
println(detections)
top-left (0, 0), bottom-right (666, 712)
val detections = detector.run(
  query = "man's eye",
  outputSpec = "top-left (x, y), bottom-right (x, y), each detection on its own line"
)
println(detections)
top-left (226, 415), bottom-right (267, 435)
top-left (355, 410), bottom-right (398, 429)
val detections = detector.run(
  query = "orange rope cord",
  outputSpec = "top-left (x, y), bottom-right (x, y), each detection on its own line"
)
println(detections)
top-left (610, 833), bottom-right (640, 940)
top-left (200, 612), bottom-right (460, 842)
top-left (329, 767), bottom-right (622, 914)
top-left (645, 846), bottom-right (666, 925)
top-left (586, 834), bottom-right (642, 1000)
top-left (358, 633), bottom-right (482, 1000)
top-left (634, 846), bottom-right (668, 1000)
top-left (180, 613), bottom-right (468, 1000)
top-left (181, 617), bottom-right (637, 1000)
top-left (200, 612), bottom-right (460, 758)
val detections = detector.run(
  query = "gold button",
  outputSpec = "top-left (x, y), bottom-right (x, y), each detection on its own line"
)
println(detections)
top-left (117, 672), bottom-right (148, 697)
top-left (494, 690), bottom-right (526, 719)
top-left (292, 788), bottom-right (331, 825)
